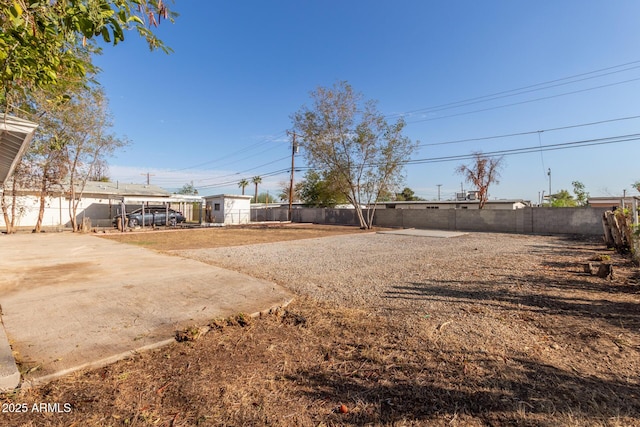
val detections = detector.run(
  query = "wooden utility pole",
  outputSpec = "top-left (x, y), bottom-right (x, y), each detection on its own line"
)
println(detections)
top-left (287, 131), bottom-right (299, 221)
top-left (141, 172), bottom-right (155, 185)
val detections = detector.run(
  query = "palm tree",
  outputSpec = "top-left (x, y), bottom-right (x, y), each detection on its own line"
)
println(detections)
top-left (238, 178), bottom-right (249, 195)
top-left (251, 176), bottom-right (262, 203)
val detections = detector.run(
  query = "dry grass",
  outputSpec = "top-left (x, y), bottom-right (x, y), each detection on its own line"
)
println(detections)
top-left (2, 226), bottom-right (640, 426)
top-left (98, 223), bottom-right (368, 251)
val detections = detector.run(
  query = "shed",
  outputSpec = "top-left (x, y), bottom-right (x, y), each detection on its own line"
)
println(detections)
top-left (204, 194), bottom-right (252, 224)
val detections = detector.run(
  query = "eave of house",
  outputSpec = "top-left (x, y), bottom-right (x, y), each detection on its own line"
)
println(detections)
top-left (0, 114), bottom-right (38, 185)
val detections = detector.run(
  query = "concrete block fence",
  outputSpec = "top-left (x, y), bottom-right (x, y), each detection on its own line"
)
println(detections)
top-left (252, 206), bottom-right (608, 236)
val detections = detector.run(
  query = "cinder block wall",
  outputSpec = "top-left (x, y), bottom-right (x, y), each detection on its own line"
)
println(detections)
top-left (253, 206), bottom-right (608, 236)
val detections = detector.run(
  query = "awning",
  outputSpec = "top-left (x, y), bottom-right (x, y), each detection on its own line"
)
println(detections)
top-left (119, 195), bottom-right (205, 204)
top-left (0, 114), bottom-right (38, 185)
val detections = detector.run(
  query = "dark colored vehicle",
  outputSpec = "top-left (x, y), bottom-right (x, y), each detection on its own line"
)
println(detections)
top-left (113, 206), bottom-right (186, 228)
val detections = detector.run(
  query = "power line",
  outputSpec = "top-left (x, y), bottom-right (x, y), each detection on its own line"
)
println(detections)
top-left (405, 133), bottom-right (640, 166)
top-left (197, 167), bottom-right (292, 190)
top-left (168, 130), bottom-right (288, 172)
top-left (193, 132), bottom-right (638, 190)
top-left (406, 76), bottom-right (640, 124)
top-left (416, 114), bottom-right (640, 148)
top-left (386, 59), bottom-right (640, 120)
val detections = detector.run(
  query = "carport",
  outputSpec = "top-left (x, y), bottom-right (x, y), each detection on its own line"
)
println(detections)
top-left (0, 114), bottom-right (38, 185)
top-left (113, 195), bottom-right (205, 230)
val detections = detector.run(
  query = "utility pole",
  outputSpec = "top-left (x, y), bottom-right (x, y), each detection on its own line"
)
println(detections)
top-left (437, 184), bottom-right (442, 201)
top-left (547, 168), bottom-right (551, 200)
top-left (286, 131), bottom-right (300, 221)
top-left (141, 172), bottom-right (155, 185)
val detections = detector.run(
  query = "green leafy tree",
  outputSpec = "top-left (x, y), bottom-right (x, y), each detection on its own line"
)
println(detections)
top-left (292, 81), bottom-right (417, 228)
top-left (395, 187), bottom-right (425, 201)
top-left (1, 0), bottom-right (176, 110)
top-left (295, 170), bottom-right (348, 207)
top-left (633, 181), bottom-right (640, 193)
top-left (456, 152), bottom-right (504, 209)
top-left (256, 192), bottom-right (276, 203)
top-left (571, 181), bottom-right (589, 206)
top-left (177, 182), bottom-right (198, 195)
top-left (550, 189), bottom-right (577, 207)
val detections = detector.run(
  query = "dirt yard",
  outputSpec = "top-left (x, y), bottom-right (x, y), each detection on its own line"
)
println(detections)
top-left (2, 225), bottom-right (640, 426)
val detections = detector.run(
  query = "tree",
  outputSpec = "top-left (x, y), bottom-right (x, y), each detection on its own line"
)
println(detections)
top-left (633, 181), bottom-right (640, 193)
top-left (1, 160), bottom-right (34, 233)
top-left (572, 181), bottom-right (589, 207)
top-left (292, 81), bottom-right (417, 228)
top-left (238, 178), bottom-right (249, 195)
top-left (57, 85), bottom-right (128, 231)
top-left (251, 176), bottom-right (262, 203)
top-left (455, 152), bottom-right (504, 209)
top-left (292, 170), bottom-right (347, 207)
top-left (19, 88), bottom-right (71, 232)
top-left (550, 189), bottom-right (576, 207)
top-left (277, 181), bottom-right (300, 203)
top-left (395, 187), bottom-right (425, 201)
top-left (88, 159), bottom-right (111, 182)
top-left (256, 192), bottom-right (275, 203)
top-left (1, 0), bottom-right (176, 110)
top-left (177, 182), bottom-right (198, 195)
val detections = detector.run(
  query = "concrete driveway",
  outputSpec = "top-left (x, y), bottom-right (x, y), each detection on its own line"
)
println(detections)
top-left (0, 233), bottom-right (292, 390)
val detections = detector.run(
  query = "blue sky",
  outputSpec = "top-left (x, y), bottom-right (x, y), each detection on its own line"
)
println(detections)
top-left (94, 1), bottom-right (640, 202)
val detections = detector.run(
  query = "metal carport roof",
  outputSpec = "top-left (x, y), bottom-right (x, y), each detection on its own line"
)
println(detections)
top-left (0, 114), bottom-right (38, 185)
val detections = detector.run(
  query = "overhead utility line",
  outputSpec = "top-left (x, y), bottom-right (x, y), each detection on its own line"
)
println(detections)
top-left (406, 77), bottom-right (640, 124)
top-left (417, 114), bottom-right (640, 148)
top-left (386, 59), bottom-right (640, 120)
top-left (194, 132), bottom-right (638, 190)
top-left (406, 133), bottom-right (640, 165)
top-left (168, 130), bottom-right (288, 172)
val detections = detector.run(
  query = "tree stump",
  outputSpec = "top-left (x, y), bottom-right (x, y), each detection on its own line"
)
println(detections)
top-left (596, 263), bottom-right (614, 280)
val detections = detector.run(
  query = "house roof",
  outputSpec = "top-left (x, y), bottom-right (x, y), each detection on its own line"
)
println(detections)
top-left (82, 181), bottom-right (170, 197)
top-left (204, 194), bottom-right (253, 200)
top-left (0, 114), bottom-right (38, 185)
top-left (374, 199), bottom-right (530, 206)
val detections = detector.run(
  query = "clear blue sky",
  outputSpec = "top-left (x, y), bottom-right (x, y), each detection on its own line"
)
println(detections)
top-left (94, 1), bottom-right (640, 202)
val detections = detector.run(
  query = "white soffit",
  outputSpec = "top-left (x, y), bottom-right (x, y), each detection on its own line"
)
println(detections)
top-left (0, 114), bottom-right (38, 184)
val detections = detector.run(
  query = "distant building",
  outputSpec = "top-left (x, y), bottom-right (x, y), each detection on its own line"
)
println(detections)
top-left (588, 196), bottom-right (640, 210)
top-left (373, 199), bottom-right (530, 210)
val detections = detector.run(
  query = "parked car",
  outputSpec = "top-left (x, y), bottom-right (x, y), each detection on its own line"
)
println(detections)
top-left (113, 206), bottom-right (186, 228)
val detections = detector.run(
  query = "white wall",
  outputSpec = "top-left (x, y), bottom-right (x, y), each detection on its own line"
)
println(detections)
top-left (0, 194), bottom-right (117, 229)
top-left (206, 196), bottom-right (251, 224)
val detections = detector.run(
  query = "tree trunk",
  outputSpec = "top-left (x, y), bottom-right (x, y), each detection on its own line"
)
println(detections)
top-left (1, 192), bottom-right (13, 234)
top-left (69, 193), bottom-right (78, 231)
top-left (34, 175), bottom-right (48, 233)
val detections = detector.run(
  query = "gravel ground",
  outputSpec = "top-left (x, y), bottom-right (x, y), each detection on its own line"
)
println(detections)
top-left (4, 230), bottom-right (638, 426)
top-left (173, 231), bottom-right (640, 384)
top-left (173, 231), bottom-right (554, 314)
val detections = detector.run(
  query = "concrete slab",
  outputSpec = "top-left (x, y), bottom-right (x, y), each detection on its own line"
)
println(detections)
top-left (0, 319), bottom-right (20, 392)
top-left (0, 233), bottom-right (292, 389)
top-left (377, 229), bottom-right (467, 238)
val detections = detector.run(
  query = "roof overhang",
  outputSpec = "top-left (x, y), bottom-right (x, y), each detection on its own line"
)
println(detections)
top-left (119, 195), bottom-right (204, 204)
top-left (0, 114), bottom-right (38, 185)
